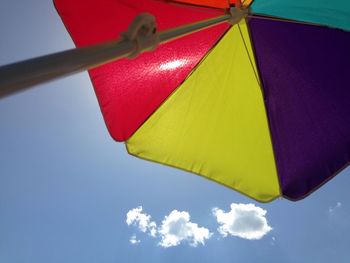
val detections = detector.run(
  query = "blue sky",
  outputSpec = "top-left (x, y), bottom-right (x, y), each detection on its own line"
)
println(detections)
top-left (1, 1), bottom-right (350, 262)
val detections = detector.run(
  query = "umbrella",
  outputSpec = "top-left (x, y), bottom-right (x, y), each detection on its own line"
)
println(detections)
top-left (2, 0), bottom-right (350, 202)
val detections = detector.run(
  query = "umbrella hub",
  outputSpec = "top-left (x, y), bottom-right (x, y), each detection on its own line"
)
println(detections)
top-left (228, 6), bottom-right (249, 25)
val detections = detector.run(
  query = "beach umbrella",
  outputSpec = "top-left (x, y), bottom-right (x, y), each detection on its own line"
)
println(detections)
top-left (1, 0), bottom-right (350, 202)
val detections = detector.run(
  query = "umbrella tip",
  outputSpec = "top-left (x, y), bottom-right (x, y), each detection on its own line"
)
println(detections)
top-left (228, 4), bottom-right (249, 25)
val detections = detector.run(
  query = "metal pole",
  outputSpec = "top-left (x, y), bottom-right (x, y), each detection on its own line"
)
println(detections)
top-left (0, 13), bottom-right (231, 98)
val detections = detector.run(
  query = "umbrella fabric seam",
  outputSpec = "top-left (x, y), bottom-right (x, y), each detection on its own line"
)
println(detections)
top-left (245, 18), bottom-right (283, 197)
top-left (237, 23), bottom-right (260, 87)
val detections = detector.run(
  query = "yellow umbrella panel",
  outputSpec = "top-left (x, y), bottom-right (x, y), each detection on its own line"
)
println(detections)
top-left (126, 21), bottom-right (281, 202)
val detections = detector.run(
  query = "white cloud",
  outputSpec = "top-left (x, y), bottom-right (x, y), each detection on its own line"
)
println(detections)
top-left (158, 210), bottom-right (212, 248)
top-left (212, 203), bottom-right (272, 240)
top-left (129, 235), bottom-right (141, 245)
top-left (126, 206), bottom-right (157, 237)
top-left (126, 204), bottom-right (272, 247)
top-left (329, 202), bottom-right (342, 213)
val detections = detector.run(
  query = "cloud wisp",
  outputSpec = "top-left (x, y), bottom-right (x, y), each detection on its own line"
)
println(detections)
top-left (129, 235), bottom-right (141, 245)
top-left (328, 202), bottom-right (342, 214)
top-left (212, 203), bottom-right (272, 240)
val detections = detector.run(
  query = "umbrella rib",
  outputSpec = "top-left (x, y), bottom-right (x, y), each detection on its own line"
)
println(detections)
top-left (237, 23), bottom-right (261, 87)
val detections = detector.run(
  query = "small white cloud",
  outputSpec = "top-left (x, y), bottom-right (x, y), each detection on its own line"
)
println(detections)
top-left (271, 236), bottom-right (276, 246)
top-left (158, 210), bottom-right (212, 248)
top-left (129, 235), bottom-right (141, 245)
top-left (126, 206), bottom-right (157, 237)
top-left (329, 202), bottom-right (342, 213)
top-left (212, 203), bottom-right (272, 240)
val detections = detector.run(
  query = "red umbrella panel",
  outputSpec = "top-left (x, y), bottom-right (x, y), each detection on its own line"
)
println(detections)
top-left (54, 0), bottom-right (230, 141)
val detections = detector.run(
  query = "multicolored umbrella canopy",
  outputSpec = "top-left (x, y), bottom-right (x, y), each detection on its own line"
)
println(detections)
top-left (55, 0), bottom-right (350, 202)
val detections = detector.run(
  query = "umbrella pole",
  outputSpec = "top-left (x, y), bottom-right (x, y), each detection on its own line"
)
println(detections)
top-left (0, 7), bottom-right (246, 98)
